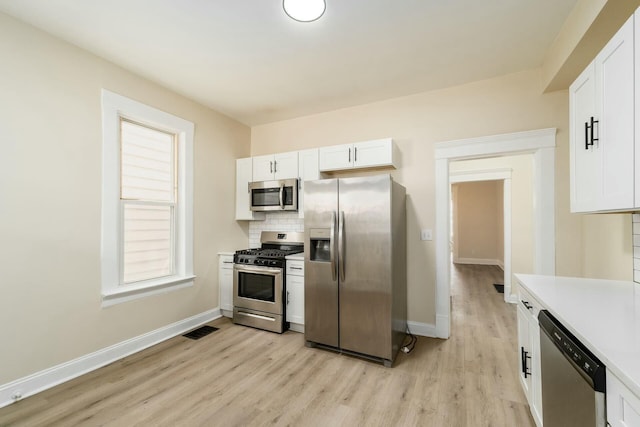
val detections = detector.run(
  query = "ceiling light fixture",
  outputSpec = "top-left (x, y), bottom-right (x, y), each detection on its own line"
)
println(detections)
top-left (283, 0), bottom-right (326, 22)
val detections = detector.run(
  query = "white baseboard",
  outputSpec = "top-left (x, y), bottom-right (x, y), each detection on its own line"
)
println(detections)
top-left (0, 308), bottom-right (221, 409)
top-left (506, 294), bottom-right (519, 304)
top-left (406, 321), bottom-right (437, 338)
top-left (454, 257), bottom-right (501, 266)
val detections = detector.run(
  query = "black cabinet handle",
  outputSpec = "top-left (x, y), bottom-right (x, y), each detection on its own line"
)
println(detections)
top-left (354, 147), bottom-right (358, 162)
top-left (521, 347), bottom-right (531, 378)
top-left (585, 121), bottom-right (590, 150)
top-left (348, 147), bottom-right (351, 163)
top-left (585, 116), bottom-right (599, 150)
top-left (521, 300), bottom-right (532, 310)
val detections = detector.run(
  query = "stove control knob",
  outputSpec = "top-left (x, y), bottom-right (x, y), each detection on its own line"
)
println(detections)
top-left (270, 260), bottom-right (278, 266)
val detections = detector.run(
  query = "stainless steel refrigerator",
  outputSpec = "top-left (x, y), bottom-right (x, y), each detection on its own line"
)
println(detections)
top-left (304, 174), bottom-right (407, 367)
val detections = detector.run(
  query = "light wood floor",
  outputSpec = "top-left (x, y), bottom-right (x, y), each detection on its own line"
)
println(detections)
top-left (0, 264), bottom-right (534, 426)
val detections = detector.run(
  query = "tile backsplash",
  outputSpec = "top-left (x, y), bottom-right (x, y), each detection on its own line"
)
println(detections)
top-left (634, 214), bottom-right (640, 283)
top-left (248, 212), bottom-right (304, 248)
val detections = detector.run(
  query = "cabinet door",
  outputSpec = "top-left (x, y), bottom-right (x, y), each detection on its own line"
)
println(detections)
top-left (252, 154), bottom-right (275, 182)
top-left (297, 149), bottom-right (320, 219)
top-left (274, 151), bottom-right (299, 180)
top-left (570, 63), bottom-right (599, 213)
top-left (353, 138), bottom-right (395, 169)
top-left (516, 303), bottom-right (532, 400)
top-left (319, 144), bottom-right (353, 171)
top-left (286, 274), bottom-right (304, 325)
top-left (219, 256), bottom-right (234, 315)
top-left (528, 314), bottom-right (543, 425)
top-left (596, 14), bottom-right (634, 210)
top-left (236, 158), bottom-right (264, 220)
top-left (607, 370), bottom-right (640, 427)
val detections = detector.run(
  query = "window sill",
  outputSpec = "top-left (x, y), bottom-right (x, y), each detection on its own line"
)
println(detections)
top-left (102, 275), bottom-right (196, 307)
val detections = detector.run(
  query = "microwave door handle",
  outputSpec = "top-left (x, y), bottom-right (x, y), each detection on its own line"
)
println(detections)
top-left (330, 211), bottom-right (337, 281)
top-left (279, 184), bottom-right (284, 209)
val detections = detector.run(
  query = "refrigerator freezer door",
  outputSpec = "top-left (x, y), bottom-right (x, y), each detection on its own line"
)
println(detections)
top-left (304, 179), bottom-right (340, 348)
top-left (338, 175), bottom-right (393, 360)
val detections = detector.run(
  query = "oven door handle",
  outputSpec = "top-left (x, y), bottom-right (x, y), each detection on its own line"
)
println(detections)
top-left (330, 211), bottom-right (337, 281)
top-left (234, 265), bottom-right (282, 275)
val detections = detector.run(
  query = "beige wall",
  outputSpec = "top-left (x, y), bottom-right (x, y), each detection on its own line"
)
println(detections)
top-left (582, 214), bottom-right (632, 281)
top-left (0, 13), bottom-right (250, 384)
top-left (451, 155), bottom-right (535, 293)
top-left (452, 181), bottom-right (502, 263)
top-left (252, 68), bottom-right (583, 325)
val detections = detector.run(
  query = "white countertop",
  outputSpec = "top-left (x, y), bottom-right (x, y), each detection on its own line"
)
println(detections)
top-left (516, 274), bottom-right (640, 398)
top-left (285, 254), bottom-right (304, 261)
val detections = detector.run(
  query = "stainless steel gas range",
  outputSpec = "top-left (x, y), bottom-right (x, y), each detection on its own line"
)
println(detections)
top-left (233, 231), bottom-right (303, 333)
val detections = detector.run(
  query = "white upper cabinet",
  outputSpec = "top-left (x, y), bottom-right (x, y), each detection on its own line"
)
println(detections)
top-left (252, 151), bottom-right (299, 181)
top-left (235, 157), bottom-right (265, 221)
top-left (319, 138), bottom-right (397, 172)
top-left (297, 148), bottom-right (320, 218)
top-left (570, 13), bottom-right (635, 213)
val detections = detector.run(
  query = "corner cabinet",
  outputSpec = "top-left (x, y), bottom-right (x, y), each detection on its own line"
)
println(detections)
top-left (570, 13), bottom-right (635, 213)
top-left (319, 138), bottom-right (397, 172)
top-left (286, 258), bottom-right (304, 332)
top-left (252, 151), bottom-right (299, 182)
top-left (516, 286), bottom-right (543, 427)
top-left (235, 157), bottom-right (265, 221)
top-left (218, 254), bottom-right (234, 318)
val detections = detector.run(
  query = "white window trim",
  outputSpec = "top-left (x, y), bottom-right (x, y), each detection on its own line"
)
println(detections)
top-left (101, 89), bottom-right (194, 307)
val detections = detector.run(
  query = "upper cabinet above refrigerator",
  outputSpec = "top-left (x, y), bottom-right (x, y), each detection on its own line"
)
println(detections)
top-left (318, 138), bottom-right (398, 172)
top-left (569, 12), bottom-right (635, 213)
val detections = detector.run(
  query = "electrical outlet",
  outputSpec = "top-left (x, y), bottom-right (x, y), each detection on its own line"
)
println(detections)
top-left (420, 229), bottom-right (432, 241)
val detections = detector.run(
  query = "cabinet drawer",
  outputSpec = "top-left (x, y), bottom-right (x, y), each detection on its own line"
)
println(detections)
top-left (219, 255), bottom-right (234, 269)
top-left (286, 260), bottom-right (304, 276)
top-left (518, 286), bottom-right (542, 318)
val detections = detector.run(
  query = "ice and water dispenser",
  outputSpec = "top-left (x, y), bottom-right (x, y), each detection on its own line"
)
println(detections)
top-left (309, 229), bottom-right (331, 262)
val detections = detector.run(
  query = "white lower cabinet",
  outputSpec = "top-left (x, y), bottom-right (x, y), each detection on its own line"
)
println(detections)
top-left (517, 287), bottom-right (543, 427)
top-left (219, 254), bottom-right (234, 317)
top-left (607, 370), bottom-right (640, 427)
top-left (286, 259), bottom-right (304, 332)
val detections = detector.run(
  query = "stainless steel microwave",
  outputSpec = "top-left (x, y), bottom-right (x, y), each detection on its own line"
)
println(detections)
top-left (249, 179), bottom-right (298, 212)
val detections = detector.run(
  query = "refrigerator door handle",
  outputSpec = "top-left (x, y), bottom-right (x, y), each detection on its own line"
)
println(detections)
top-left (330, 211), bottom-right (337, 281)
top-left (338, 210), bottom-right (345, 281)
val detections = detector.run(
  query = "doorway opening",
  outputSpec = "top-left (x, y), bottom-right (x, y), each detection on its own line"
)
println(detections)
top-left (450, 172), bottom-right (512, 303)
top-left (434, 128), bottom-right (556, 339)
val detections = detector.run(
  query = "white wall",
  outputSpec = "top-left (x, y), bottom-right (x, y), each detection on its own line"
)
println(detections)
top-left (0, 12), bottom-right (250, 385)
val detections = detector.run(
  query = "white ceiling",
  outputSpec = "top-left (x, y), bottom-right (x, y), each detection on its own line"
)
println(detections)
top-left (0, 0), bottom-right (577, 126)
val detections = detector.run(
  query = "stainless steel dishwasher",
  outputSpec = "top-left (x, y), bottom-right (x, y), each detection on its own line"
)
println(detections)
top-left (538, 310), bottom-right (606, 426)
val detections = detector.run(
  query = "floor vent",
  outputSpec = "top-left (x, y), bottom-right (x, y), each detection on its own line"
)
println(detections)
top-left (493, 284), bottom-right (504, 294)
top-left (183, 325), bottom-right (219, 340)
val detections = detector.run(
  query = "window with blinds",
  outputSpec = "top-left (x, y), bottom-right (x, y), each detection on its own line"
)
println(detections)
top-left (120, 119), bottom-right (177, 284)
